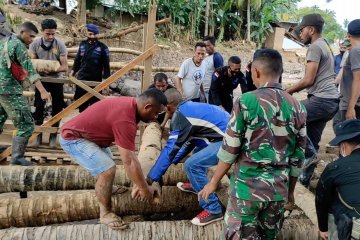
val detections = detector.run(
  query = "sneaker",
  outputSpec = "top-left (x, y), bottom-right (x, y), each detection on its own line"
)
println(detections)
top-left (176, 182), bottom-right (196, 194)
top-left (191, 210), bottom-right (223, 226)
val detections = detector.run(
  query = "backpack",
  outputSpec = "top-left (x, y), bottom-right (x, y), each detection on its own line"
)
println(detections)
top-left (0, 9), bottom-right (13, 41)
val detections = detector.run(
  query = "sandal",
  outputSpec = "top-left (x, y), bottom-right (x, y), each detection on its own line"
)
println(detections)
top-left (99, 214), bottom-right (129, 230)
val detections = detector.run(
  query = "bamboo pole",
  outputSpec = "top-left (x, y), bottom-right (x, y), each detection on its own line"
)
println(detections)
top-left (67, 60), bottom-right (179, 72)
top-left (67, 47), bottom-right (142, 55)
top-left (0, 164), bottom-right (188, 193)
top-left (0, 219), bottom-right (318, 239)
top-left (0, 186), bottom-right (200, 229)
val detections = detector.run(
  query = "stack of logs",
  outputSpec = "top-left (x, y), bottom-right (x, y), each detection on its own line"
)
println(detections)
top-left (0, 123), bottom-right (320, 239)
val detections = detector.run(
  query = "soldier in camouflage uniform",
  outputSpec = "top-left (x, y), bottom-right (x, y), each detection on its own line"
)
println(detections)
top-left (199, 49), bottom-right (307, 239)
top-left (0, 22), bottom-right (51, 166)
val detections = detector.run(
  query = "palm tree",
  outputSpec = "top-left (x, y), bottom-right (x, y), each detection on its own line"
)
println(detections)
top-left (236, 0), bottom-right (262, 41)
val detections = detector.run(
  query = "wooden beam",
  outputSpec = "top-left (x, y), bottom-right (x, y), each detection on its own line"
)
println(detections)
top-left (69, 76), bottom-right (105, 100)
top-left (2, 124), bottom-right (58, 134)
top-left (67, 61), bottom-right (179, 73)
top-left (23, 91), bottom-right (74, 99)
top-left (141, 0), bottom-right (157, 91)
top-left (67, 47), bottom-right (142, 55)
top-left (0, 45), bottom-right (157, 161)
top-left (40, 77), bottom-right (100, 87)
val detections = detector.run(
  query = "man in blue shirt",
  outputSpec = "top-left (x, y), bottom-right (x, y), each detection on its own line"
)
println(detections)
top-left (147, 88), bottom-right (230, 226)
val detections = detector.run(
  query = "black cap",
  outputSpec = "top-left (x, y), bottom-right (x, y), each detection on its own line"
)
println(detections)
top-left (298, 13), bottom-right (324, 29)
top-left (329, 119), bottom-right (360, 145)
top-left (348, 19), bottom-right (360, 37)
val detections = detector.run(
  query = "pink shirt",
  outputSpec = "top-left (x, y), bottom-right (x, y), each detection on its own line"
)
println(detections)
top-left (61, 97), bottom-right (138, 151)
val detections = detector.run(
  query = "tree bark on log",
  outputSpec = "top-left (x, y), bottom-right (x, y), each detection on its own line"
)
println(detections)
top-left (76, 0), bottom-right (86, 27)
top-left (67, 61), bottom-right (179, 72)
top-left (0, 164), bottom-right (188, 193)
top-left (138, 122), bottom-right (162, 176)
top-left (31, 59), bottom-right (60, 73)
top-left (0, 186), bottom-right (200, 229)
top-left (67, 47), bottom-right (142, 55)
top-left (0, 219), bottom-right (318, 239)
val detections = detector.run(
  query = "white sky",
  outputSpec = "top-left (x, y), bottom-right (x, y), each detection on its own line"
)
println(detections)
top-left (298, 0), bottom-right (360, 27)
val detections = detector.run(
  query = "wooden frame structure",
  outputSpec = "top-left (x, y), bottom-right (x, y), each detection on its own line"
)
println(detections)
top-left (0, 1), bottom-right (159, 161)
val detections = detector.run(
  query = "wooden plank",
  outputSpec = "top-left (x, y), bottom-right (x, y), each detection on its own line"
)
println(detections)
top-left (0, 45), bottom-right (157, 161)
top-left (142, 2), bottom-right (156, 91)
top-left (69, 76), bottom-right (105, 100)
top-left (67, 61), bottom-right (179, 72)
top-left (23, 91), bottom-right (74, 99)
top-left (3, 124), bottom-right (58, 134)
top-left (41, 77), bottom-right (100, 87)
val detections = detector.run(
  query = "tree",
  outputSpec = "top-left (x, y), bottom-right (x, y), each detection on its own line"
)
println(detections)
top-left (76, 0), bottom-right (86, 26)
top-left (236, 0), bottom-right (261, 41)
top-left (289, 6), bottom-right (346, 42)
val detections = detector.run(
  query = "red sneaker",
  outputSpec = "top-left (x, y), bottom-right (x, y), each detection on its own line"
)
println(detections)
top-left (176, 182), bottom-right (196, 194)
top-left (191, 210), bottom-right (223, 226)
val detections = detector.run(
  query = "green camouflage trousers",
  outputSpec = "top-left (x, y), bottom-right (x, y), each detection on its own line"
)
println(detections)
top-left (0, 94), bottom-right (34, 138)
top-left (223, 196), bottom-right (285, 240)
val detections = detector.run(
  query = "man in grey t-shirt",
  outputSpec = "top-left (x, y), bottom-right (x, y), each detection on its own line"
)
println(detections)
top-left (340, 19), bottom-right (360, 121)
top-left (286, 14), bottom-right (339, 187)
top-left (176, 42), bottom-right (207, 102)
top-left (29, 19), bottom-right (68, 147)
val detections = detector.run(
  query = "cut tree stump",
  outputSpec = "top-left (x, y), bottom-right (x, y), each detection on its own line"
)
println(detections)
top-left (0, 219), bottom-right (318, 239)
top-left (0, 164), bottom-right (188, 193)
top-left (0, 186), bottom-right (200, 229)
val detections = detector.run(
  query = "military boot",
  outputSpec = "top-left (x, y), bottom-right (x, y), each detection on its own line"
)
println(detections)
top-left (10, 136), bottom-right (35, 166)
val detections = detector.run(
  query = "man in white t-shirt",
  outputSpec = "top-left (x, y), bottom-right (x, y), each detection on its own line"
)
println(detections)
top-left (176, 42), bottom-right (207, 102)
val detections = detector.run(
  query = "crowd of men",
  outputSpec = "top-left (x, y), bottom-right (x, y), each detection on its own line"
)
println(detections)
top-left (0, 11), bottom-right (360, 239)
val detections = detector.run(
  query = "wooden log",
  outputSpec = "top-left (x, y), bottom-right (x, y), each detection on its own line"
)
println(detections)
top-left (0, 164), bottom-right (188, 193)
top-left (0, 186), bottom-right (200, 228)
top-left (67, 47), bottom-right (142, 55)
top-left (31, 59), bottom-right (60, 73)
top-left (67, 60), bottom-right (179, 72)
top-left (294, 183), bottom-right (318, 226)
top-left (3, 124), bottom-right (58, 134)
top-left (0, 219), bottom-right (317, 239)
top-left (138, 122), bottom-right (162, 176)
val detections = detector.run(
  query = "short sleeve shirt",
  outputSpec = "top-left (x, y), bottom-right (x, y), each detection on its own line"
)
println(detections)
top-left (61, 97), bottom-right (138, 150)
top-left (177, 58), bottom-right (204, 100)
top-left (340, 45), bottom-right (360, 110)
top-left (29, 37), bottom-right (67, 78)
top-left (306, 38), bottom-right (339, 98)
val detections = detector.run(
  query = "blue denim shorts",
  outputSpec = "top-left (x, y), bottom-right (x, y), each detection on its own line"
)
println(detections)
top-left (59, 135), bottom-right (115, 176)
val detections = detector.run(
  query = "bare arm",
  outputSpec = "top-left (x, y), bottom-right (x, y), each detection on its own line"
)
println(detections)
top-left (34, 80), bottom-right (51, 101)
top-left (286, 62), bottom-right (319, 94)
top-left (118, 146), bottom-right (148, 190)
top-left (57, 55), bottom-right (68, 73)
top-left (200, 83), bottom-right (206, 102)
top-left (335, 68), bottom-right (343, 85)
top-left (198, 161), bottom-right (232, 201)
top-left (346, 70), bottom-right (360, 119)
top-left (175, 76), bottom-right (183, 95)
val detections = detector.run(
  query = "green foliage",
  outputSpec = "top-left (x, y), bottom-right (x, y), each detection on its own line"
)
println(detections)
top-left (289, 6), bottom-right (346, 42)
